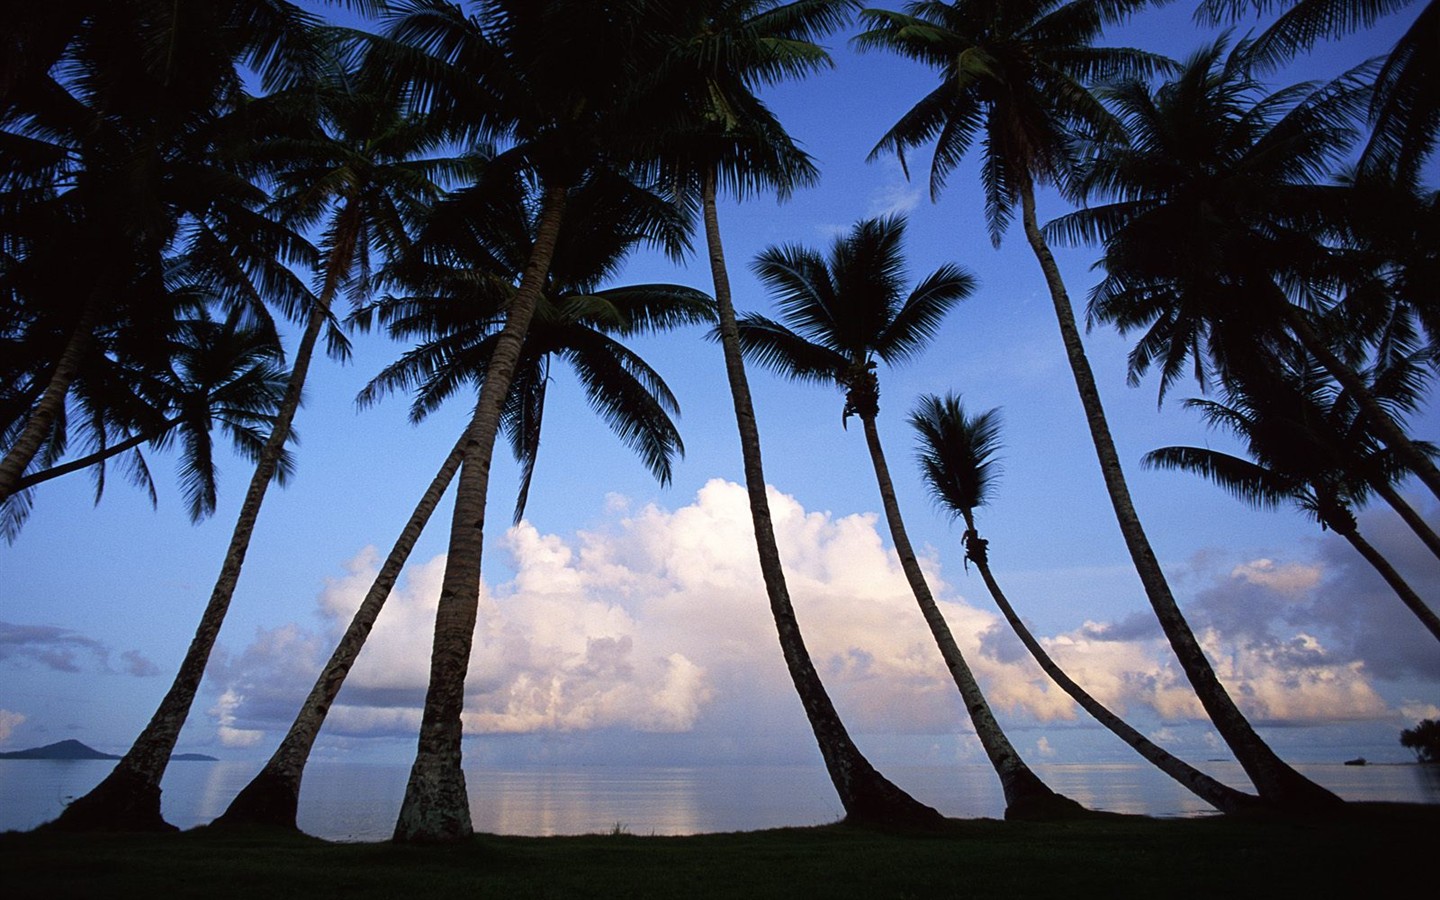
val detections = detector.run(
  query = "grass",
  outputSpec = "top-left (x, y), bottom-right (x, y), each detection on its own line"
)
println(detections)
top-left (3, 803), bottom-right (1433, 899)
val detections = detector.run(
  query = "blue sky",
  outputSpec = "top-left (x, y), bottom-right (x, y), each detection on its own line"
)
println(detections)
top-left (2, 2), bottom-right (1437, 778)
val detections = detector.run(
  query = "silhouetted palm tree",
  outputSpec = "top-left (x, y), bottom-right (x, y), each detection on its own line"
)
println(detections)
top-left (1051, 37), bottom-right (1440, 504)
top-left (1197, 0), bottom-right (1437, 181)
top-left (46, 19), bottom-right (451, 832)
top-left (378, 0), bottom-right (692, 840)
top-left (643, 0), bottom-right (944, 826)
top-left (910, 392), bottom-right (1261, 814)
top-left (6, 311), bottom-right (293, 540)
top-left (740, 215), bottom-right (1088, 819)
top-left (214, 169), bottom-right (709, 831)
top-left (1145, 357), bottom-right (1440, 643)
top-left (857, 0), bottom-right (1341, 809)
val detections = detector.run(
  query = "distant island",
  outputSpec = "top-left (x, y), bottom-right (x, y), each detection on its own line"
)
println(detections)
top-left (0, 739), bottom-right (216, 762)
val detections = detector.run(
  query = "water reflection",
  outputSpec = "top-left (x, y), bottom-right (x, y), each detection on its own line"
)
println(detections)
top-left (3, 759), bottom-right (1437, 840)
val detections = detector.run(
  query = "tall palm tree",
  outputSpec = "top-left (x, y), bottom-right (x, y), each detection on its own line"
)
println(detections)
top-left (6, 311), bottom-right (293, 540)
top-left (643, 0), bottom-right (943, 826)
top-left (1144, 357), bottom-right (1440, 643)
top-left (910, 392), bottom-right (1262, 815)
top-left (856, 0), bottom-right (1341, 809)
top-left (47, 21), bottom-right (450, 832)
top-left (739, 216), bottom-right (1089, 819)
top-left (1050, 37), bottom-right (1440, 505)
top-left (214, 171), bottom-right (709, 831)
top-left (378, 0), bottom-right (692, 841)
top-left (0, 0), bottom-right (358, 505)
top-left (1197, 0), bottom-right (1437, 181)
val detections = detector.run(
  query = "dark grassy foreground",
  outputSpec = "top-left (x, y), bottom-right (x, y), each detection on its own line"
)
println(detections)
top-left (3, 804), bottom-right (1434, 899)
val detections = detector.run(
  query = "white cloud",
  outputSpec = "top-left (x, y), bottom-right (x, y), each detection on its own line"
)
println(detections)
top-left (0, 709), bottom-right (26, 743)
top-left (866, 157), bottom-right (923, 218)
top-left (207, 479), bottom-right (1420, 760)
top-left (1230, 558), bottom-right (1322, 595)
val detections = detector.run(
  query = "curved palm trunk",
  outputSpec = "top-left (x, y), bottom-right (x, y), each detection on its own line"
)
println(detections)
top-left (959, 519), bottom-right (1261, 815)
top-left (703, 175), bottom-right (941, 827)
top-left (1283, 307), bottom-right (1440, 504)
top-left (1371, 480), bottom-right (1440, 563)
top-left (392, 185), bottom-right (568, 844)
top-left (16, 419), bottom-right (176, 491)
top-left (858, 413), bottom-right (1084, 820)
top-left (47, 275), bottom-right (340, 832)
top-left (0, 292), bottom-right (104, 502)
top-left (1017, 178), bottom-right (1342, 812)
top-left (216, 430), bottom-right (469, 830)
top-left (1330, 516), bottom-right (1440, 644)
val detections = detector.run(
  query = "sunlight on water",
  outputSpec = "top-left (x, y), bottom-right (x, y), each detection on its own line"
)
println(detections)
top-left (2, 759), bottom-right (1436, 841)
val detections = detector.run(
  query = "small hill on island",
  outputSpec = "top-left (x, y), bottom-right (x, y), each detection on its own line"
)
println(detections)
top-left (0, 739), bottom-right (216, 761)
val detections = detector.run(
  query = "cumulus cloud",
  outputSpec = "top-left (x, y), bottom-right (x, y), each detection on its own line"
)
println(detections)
top-left (0, 621), bottom-right (158, 677)
top-left (207, 480), bottom-right (1426, 758)
top-left (0, 709), bottom-right (26, 743)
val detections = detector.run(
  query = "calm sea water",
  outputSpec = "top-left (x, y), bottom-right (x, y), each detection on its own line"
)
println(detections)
top-left (2, 759), bottom-right (1436, 841)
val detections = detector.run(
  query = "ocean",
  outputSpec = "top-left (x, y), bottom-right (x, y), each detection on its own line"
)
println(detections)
top-left (3, 758), bottom-right (1438, 840)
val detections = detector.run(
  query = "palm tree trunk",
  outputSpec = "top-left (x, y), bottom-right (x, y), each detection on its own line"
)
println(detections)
top-left (702, 174), bottom-right (941, 827)
top-left (46, 276), bottom-right (339, 832)
top-left (392, 184), bottom-right (569, 844)
top-left (858, 413), bottom-right (1083, 819)
top-left (1016, 177), bottom-right (1342, 812)
top-left (1283, 307), bottom-right (1440, 504)
top-left (0, 292), bottom-right (104, 502)
top-left (959, 517), bottom-right (1260, 815)
top-left (16, 419), bottom-right (176, 491)
top-left (1371, 480), bottom-right (1440, 563)
top-left (216, 429), bottom-right (469, 830)
top-left (1334, 520), bottom-right (1440, 644)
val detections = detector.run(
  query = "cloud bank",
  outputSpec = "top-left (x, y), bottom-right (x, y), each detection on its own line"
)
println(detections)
top-left (204, 480), bottom-right (1432, 762)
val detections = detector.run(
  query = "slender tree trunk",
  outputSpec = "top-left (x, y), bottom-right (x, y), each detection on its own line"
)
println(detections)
top-left (1335, 520), bottom-right (1440, 644)
top-left (702, 175), bottom-right (941, 827)
top-left (858, 413), bottom-right (1084, 819)
top-left (0, 292), bottom-right (104, 502)
top-left (1283, 307), bottom-right (1440, 504)
top-left (16, 420), bottom-right (176, 491)
top-left (392, 185), bottom-right (569, 844)
top-left (1371, 480), bottom-right (1440, 563)
top-left (46, 273), bottom-right (341, 832)
top-left (959, 518), bottom-right (1261, 815)
top-left (215, 430), bottom-right (470, 830)
top-left (1017, 178), bottom-right (1342, 811)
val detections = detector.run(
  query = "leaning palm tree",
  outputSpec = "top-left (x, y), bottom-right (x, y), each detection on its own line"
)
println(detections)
top-left (739, 215), bottom-right (1085, 819)
top-left (6, 311), bottom-right (293, 540)
top-left (1144, 358), bottom-right (1440, 643)
top-left (642, 0), bottom-right (943, 826)
top-left (1197, 0), bottom-right (1437, 182)
top-left (1051, 36), bottom-right (1440, 506)
top-left (213, 169), bottom-right (710, 831)
top-left (378, 0), bottom-right (693, 841)
top-left (47, 22), bottom-right (450, 831)
top-left (910, 392), bottom-right (1262, 815)
top-left (856, 0), bottom-right (1341, 809)
top-left (0, 0), bottom-right (359, 506)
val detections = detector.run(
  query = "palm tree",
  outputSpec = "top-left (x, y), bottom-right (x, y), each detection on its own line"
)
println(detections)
top-left (856, 0), bottom-right (1341, 809)
top-left (1144, 357), bottom-right (1440, 643)
top-left (644, 0), bottom-right (943, 826)
top-left (909, 392), bottom-right (1262, 815)
top-left (739, 216), bottom-right (1087, 819)
top-left (1197, 0), bottom-right (1437, 181)
top-left (0, 0), bottom-right (355, 505)
top-left (5, 311), bottom-right (293, 540)
top-left (214, 170), bottom-right (709, 831)
top-left (47, 18), bottom-right (450, 832)
top-left (1051, 37), bottom-right (1440, 505)
top-left (378, 0), bottom-right (693, 841)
